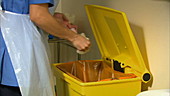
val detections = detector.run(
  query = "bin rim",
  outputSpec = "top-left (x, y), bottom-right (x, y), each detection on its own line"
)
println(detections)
top-left (53, 63), bottom-right (141, 86)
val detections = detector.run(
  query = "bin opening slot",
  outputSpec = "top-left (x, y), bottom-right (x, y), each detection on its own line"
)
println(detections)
top-left (56, 60), bottom-right (137, 82)
top-left (113, 60), bottom-right (125, 73)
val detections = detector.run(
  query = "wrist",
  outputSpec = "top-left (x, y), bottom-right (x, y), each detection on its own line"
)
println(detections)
top-left (68, 34), bottom-right (79, 42)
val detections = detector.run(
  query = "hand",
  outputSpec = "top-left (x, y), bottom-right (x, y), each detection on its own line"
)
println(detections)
top-left (53, 12), bottom-right (69, 23)
top-left (53, 12), bottom-right (78, 31)
top-left (53, 12), bottom-right (90, 50)
top-left (71, 34), bottom-right (91, 51)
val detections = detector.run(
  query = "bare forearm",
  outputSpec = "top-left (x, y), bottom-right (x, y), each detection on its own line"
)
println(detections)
top-left (29, 4), bottom-right (90, 51)
top-left (30, 4), bottom-right (77, 42)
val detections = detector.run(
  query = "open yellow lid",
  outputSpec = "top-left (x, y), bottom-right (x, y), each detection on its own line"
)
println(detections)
top-left (85, 5), bottom-right (151, 83)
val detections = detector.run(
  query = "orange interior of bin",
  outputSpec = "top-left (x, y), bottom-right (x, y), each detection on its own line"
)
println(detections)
top-left (56, 60), bottom-right (137, 82)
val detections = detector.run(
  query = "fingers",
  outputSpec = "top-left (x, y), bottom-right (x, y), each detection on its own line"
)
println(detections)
top-left (67, 24), bottom-right (78, 31)
top-left (79, 40), bottom-right (91, 51)
top-left (76, 41), bottom-right (90, 51)
top-left (72, 35), bottom-right (91, 51)
top-left (53, 13), bottom-right (78, 30)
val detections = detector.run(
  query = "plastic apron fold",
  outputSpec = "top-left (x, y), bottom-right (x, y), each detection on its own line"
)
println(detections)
top-left (0, 10), bottom-right (55, 96)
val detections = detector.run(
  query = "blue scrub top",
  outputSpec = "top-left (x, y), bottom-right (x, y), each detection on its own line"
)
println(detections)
top-left (0, 0), bottom-right (54, 87)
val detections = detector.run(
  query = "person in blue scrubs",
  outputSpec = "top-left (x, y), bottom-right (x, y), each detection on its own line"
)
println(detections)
top-left (0, 0), bottom-right (91, 96)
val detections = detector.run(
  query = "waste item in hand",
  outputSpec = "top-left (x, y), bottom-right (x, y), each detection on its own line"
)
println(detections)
top-left (70, 28), bottom-right (90, 54)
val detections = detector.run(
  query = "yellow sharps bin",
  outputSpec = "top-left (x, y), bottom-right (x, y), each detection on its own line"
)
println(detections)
top-left (53, 5), bottom-right (152, 96)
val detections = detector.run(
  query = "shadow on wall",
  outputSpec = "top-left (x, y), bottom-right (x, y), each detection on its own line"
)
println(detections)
top-left (153, 0), bottom-right (170, 2)
top-left (130, 23), bottom-right (153, 91)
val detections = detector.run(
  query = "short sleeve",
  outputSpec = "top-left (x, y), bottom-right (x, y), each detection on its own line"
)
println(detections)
top-left (29, 0), bottom-right (54, 7)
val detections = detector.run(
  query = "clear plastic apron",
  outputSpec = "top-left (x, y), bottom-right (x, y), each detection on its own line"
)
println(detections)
top-left (0, 0), bottom-right (59, 96)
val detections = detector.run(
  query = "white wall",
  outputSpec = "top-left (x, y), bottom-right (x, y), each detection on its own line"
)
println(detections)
top-left (103, 0), bottom-right (170, 90)
top-left (54, 0), bottom-right (170, 90)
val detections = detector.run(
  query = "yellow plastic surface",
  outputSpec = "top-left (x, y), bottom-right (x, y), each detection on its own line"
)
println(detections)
top-left (85, 5), bottom-right (150, 82)
top-left (53, 63), bottom-right (141, 96)
top-left (52, 5), bottom-right (152, 96)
